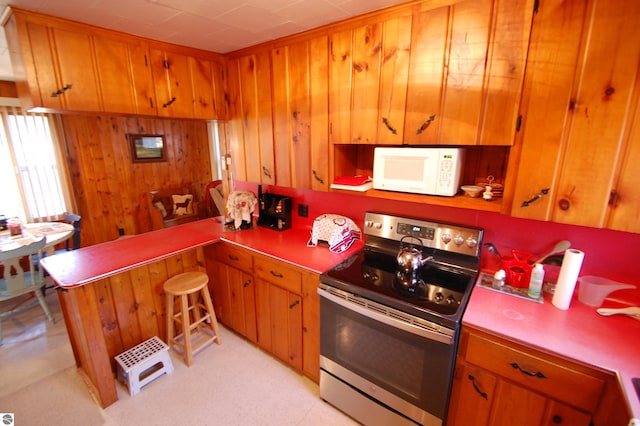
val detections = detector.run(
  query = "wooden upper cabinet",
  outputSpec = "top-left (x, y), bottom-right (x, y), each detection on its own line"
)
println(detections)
top-left (330, 0), bottom-right (534, 146)
top-left (5, 14), bottom-right (101, 112)
top-left (93, 37), bottom-right (157, 115)
top-left (150, 49), bottom-right (194, 118)
top-left (509, 0), bottom-right (640, 232)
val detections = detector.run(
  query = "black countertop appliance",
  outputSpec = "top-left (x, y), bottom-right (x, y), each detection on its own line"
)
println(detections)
top-left (257, 186), bottom-right (292, 231)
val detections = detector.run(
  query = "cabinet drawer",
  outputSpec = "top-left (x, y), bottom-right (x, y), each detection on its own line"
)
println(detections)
top-left (465, 332), bottom-right (604, 411)
top-left (254, 257), bottom-right (301, 294)
top-left (216, 244), bottom-right (253, 273)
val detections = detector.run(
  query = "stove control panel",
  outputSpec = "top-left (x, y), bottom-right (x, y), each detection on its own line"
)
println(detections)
top-left (364, 212), bottom-right (483, 257)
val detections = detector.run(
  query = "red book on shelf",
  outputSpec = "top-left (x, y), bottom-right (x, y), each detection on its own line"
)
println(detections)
top-left (332, 175), bottom-right (372, 186)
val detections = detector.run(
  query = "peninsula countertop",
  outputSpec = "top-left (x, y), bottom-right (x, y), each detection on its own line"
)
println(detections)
top-left (40, 217), bottom-right (361, 288)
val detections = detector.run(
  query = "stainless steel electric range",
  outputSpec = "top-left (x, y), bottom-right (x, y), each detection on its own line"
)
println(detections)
top-left (319, 212), bottom-right (483, 426)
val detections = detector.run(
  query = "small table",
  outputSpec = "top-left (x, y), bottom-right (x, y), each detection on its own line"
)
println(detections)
top-left (0, 222), bottom-right (75, 256)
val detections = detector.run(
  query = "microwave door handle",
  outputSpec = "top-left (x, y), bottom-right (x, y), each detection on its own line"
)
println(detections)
top-left (318, 287), bottom-right (453, 346)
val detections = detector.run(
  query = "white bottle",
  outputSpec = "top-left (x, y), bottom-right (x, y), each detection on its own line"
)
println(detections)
top-left (527, 264), bottom-right (545, 298)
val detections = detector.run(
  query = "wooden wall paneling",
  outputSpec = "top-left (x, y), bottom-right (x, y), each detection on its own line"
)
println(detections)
top-left (439, 0), bottom-right (492, 145)
top-left (61, 114), bottom-right (212, 243)
top-left (92, 278), bottom-right (124, 368)
top-left (147, 259), bottom-right (170, 343)
top-left (238, 54), bottom-right (264, 184)
top-left (255, 51), bottom-right (275, 185)
top-left (403, 5), bottom-right (449, 145)
top-left (329, 29), bottom-right (353, 144)
top-left (271, 46), bottom-right (292, 187)
top-left (60, 285), bottom-right (118, 407)
top-left (351, 23), bottom-right (382, 144)
top-left (211, 60), bottom-right (227, 118)
top-left (224, 58), bottom-right (248, 182)
top-left (109, 271), bottom-right (142, 351)
top-left (377, 15), bottom-right (411, 145)
top-left (129, 265), bottom-right (161, 342)
top-left (288, 40), bottom-right (311, 189)
top-left (310, 35), bottom-right (329, 191)
top-left (478, 0), bottom-right (534, 145)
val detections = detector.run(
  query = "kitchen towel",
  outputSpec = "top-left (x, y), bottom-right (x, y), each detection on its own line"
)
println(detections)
top-left (552, 249), bottom-right (585, 310)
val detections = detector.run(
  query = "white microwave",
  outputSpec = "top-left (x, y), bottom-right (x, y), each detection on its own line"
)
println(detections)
top-left (372, 147), bottom-right (465, 196)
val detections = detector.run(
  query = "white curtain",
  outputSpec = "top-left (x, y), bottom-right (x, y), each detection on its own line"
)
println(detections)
top-left (0, 103), bottom-right (74, 222)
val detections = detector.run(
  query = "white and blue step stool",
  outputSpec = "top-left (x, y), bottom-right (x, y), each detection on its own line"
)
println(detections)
top-left (115, 336), bottom-right (174, 396)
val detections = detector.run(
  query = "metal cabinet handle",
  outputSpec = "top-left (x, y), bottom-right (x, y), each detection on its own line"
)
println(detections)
top-left (510, 362), bottom-right (547, 378)
top-left (243, 279), bottom-right (251, 288)
top-left (262, 166), bottom-right (272, 180)
top-left (382, 117), bottom-right (397, 135)
top-left (467, 374), bottom-right (487, 400)
top-left (50, 84), bottom-right (72, 97)
top-left (228, 255), bottom-right (239, 261)
top-left (521, 188), bottom-right (550, 207)
top-left (312, 170), bottom-right (324, 184)
top-left (416, 114), bottom-right (436, 134)
top-left (289, 300), bottom-right (300, 309)
top-left (162, 97), bottom-right (176, 108)
top-left (270, 270), bottom-right (284, 278)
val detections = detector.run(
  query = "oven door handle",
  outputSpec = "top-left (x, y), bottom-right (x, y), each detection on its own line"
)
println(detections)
top-left (319, 287), bottom-right (453, 346)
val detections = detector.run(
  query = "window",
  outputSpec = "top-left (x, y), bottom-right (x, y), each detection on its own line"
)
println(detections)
top-left (0, 104), bottom-right (74, 222)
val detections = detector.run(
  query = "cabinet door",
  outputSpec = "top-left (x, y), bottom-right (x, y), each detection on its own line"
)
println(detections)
top-left (309, 36), bottom-right (330, 191)
top-left (351, 23), bottom-right (382, 144)
top-left (542, 401), bottom-right (592, 426)
top-left (267, 281), bottom-right (303, 370)
top-left (329, 28), bottom-right (353, 145)
top-left (510, 0), bottom-right (640, 230)
top-left (235, 52), bottom-right (275, 185)
top-left (93, 37), bottom-right (138, 114)
top-left (403, 6), bottom-right (449, 145)
top-left (447, 362), bottom-right (496, 426)
top-left (227, 265), bottom-right (257, 343)
top-left (128, 44), bottom-right (158, 116)
top-left (189, 57), bottom-right (215, 119)
top-left (151, 49), bottom-right (194, 118)
top-left (376, 16), bottom-right (411, 145)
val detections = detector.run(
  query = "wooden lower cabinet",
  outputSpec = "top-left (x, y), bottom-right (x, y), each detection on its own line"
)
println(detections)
top-left (447, 327), bottom-right (630, 426)
top-left (208, 243), bottom-right (320, 382)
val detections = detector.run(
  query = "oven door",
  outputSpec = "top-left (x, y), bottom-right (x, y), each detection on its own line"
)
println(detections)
top-left (319, 285), bottom-right (456, 426)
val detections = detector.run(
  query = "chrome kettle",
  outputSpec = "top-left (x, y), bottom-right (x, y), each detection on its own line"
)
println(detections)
top-left (396, 236), bottom-right (433, 274)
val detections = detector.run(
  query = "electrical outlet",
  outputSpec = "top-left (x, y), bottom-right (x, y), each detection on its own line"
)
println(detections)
top-left (118, 228), bottom-right (125, 236)
top-left (298, 204), bottom-right (309, 218)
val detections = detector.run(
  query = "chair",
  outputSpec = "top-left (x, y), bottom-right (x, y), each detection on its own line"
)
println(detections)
top-left (0, 238), bottom-right (55, 345)
top-left (56, 213), bottom-right (82, 253)
top-left (204, 180), bottom-right (224, 217)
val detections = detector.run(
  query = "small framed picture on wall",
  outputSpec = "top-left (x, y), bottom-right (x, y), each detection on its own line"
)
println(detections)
top-left (128, 134), bottom-right (166, 163)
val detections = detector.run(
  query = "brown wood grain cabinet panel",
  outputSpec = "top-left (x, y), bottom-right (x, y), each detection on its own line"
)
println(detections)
top-left (376, 15), bottom-right (411, 145)
top-left (351, 23), bottom-right (382, 144)
top-left (309, 36), bottom-right (330, 191)
top-left (302, 272), bottom-right (320, 382)
top-left (150, 49), bottom-right (194, 118)
top-left (271, 45), bottom-right (293, 187)
top-left (329, 29), bottom-right (353, 145)
top-left (93, 36), bottom-right (139, 114)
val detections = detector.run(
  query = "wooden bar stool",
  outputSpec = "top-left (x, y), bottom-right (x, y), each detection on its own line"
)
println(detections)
top-left (164, 271), bottom-right (221, 366)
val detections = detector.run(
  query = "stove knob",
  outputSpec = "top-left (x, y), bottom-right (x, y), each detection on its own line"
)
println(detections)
top-left (374, 222), bottom-right (382, 229)
top-left (365, 220), bottom-right (373, 228)
top-left (446, 295), bottom-right (457, 305)
top-left (454, 235), bottom-right (464, 245)
top-left (441, 233), bottom-right (452, 244)
top-left (466, 236), bottom-right (478, 248)
top-left (434, 292), bottom-right (444, 303)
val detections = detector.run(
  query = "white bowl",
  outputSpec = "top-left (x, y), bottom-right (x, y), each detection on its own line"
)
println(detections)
top-left (461, 185), bottom-right (483, 198)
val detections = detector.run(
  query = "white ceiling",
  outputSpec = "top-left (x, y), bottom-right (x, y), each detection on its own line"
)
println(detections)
top-left (0, 0), bottom-right (409, 81)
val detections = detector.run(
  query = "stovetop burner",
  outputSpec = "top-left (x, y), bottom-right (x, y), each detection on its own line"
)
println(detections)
top-left (320, 212), bottom-right (483, 328)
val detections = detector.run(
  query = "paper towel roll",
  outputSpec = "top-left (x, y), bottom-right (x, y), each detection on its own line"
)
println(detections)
top-left (552, 249), bottom-right (585, 310)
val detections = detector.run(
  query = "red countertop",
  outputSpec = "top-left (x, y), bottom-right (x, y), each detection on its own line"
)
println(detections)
top-left (40, 217), bottom-right (362, 288)
top-left (464, 278), bottom-right (640, 420)
top-left (41, 219), bottom-right (637, 419)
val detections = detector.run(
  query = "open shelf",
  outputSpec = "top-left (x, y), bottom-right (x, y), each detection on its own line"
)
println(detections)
top-left (330, 188), bottom-right (503, 213)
